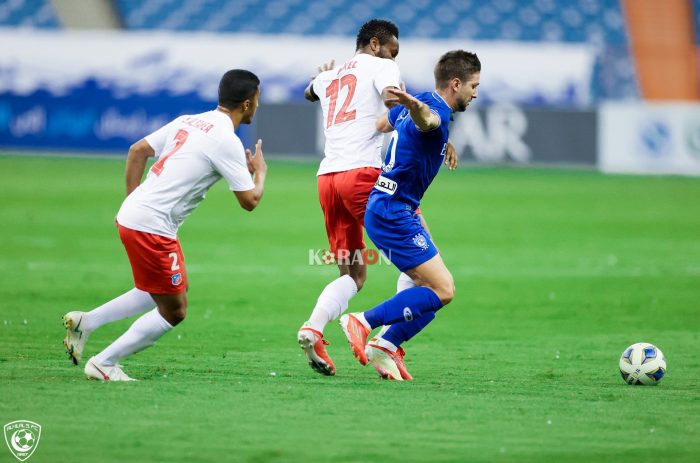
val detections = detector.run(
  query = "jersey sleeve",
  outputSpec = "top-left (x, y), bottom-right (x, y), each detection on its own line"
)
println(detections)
top-left (212, 137), bottom-right (256, 192)
top-left (373, 59), bottom-right (401, 95)
top-left (144, 118), bottom-right (179, 158)
top-left (311, 71), bottom-right (331, 101)
top-left (387, 105), bottom-right (404, 128)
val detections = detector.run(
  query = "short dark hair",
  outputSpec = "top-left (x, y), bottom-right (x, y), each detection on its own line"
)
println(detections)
top-left (355, 19), bottom-right (399, 50)
top-left (434, 50), bottom-right (481, 89)
top-left (218, 69), bottom-right (260, 109)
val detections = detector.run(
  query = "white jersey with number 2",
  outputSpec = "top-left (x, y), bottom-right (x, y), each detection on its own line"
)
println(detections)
top-left (117, 110), bottom-right (255, 239)
top-left (312, 53), bottom-right (401, 176)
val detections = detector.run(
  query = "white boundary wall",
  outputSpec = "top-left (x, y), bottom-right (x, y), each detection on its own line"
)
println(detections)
top-left (599, 103), bottom-right (700, 176)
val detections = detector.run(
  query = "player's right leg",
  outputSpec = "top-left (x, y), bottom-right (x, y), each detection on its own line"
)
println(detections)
top-left (299, 170), bottom-right (373, 375)
top-left (365, 272), bottom-right (418, 378)
top-left (354, 254), bottom-right (453, 333)
top-left (343, 210), bottom-right (454, 377)
top-left (63, 288), bottom-right (156, 365)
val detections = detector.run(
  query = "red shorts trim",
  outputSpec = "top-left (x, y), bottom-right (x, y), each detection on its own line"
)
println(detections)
top-left (317, 167), bottom-right (380, 254)
top-left (118, 224), bottom-right (188, 294)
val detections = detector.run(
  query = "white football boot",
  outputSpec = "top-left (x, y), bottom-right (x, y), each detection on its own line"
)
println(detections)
top-left (297, 323), bottom-right (336, 376)
top-left (366, 339), bottom-right (412, 381)
top-left (84, 357), bottom-right (136, 382)
top-left (63, 311), bottom-right (90, 365)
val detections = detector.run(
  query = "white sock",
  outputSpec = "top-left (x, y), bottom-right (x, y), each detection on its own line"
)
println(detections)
top-left (375, 336), bottom-right (398, 352)
top-left (307, 274), bottom-right (358, 332)
top-left (355, 312), bottom-right (371, 331)
top-left (94, 309), bottom-right (173, 366)
top-left (82, 288), bottom-right (155, 333)
top-left (374, 273), bottom-right (418, 337)
top-left (396, 272), bottom-right (416, 293)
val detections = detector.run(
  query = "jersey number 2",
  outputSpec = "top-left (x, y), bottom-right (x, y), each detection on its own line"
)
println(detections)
top-left (325, 75), bottom-right (357, 128)
top-left (151, 129), bottom-right (189, 176)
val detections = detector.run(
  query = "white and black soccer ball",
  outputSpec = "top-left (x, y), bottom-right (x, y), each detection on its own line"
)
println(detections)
top-left (619, 342), bottom-right (667, 385)
top-left (13, 430), bottom-right (35, 450)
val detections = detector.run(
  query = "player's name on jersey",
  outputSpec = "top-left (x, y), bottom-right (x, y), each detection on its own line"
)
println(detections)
top-left (336, 60), bottom-right (358, 74)
top-left (181, 116), bottom-right (215, 134)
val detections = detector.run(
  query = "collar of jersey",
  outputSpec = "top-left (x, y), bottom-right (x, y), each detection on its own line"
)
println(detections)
top-left (431, 92), bottom-right (451, 112)
top-left (212, 108), bottom-right (235, 131)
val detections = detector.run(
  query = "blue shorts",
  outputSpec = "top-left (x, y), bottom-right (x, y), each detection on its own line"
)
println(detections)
top-left (365, 208), bottom-right (439, 273)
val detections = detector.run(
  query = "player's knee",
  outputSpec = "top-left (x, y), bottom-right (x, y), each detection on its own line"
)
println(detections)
top-left (438, 285), bottom-right (455, 305)
top-left (158, 299), bottom-right (187, 326)
top-left (352, 274), bottom-right (366, 291)
top-left (169, 307), bottom-right (187, 325)
top-left (434, 279), bottom-right (455, 306)
top-left (346, 267), bottom-right (366, 291)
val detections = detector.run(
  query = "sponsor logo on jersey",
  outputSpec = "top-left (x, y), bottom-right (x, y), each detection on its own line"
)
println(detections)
top-left (374, 175), bottom-right (397, 195)
top-left (171, 273), bottom-right (182, 286)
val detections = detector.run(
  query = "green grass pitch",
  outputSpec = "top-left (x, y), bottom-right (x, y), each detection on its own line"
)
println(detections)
top-left (1, 154), bottom-right (699, 463)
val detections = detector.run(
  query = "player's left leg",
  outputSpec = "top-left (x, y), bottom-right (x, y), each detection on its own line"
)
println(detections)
top-left (305, 168), bottom-right (375, 333)
top-left (85, 292), bottom-right (185, 381)
top-left (63, 288), bottom-right (156, 365)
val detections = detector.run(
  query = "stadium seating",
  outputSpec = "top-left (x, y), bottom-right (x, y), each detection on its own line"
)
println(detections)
top-left (114, 0), bottom-right (628, 44)
top-left (0, 0), bottom-right (60, 28)
top-left (2, 0), bottom-right (661, 101)
top-left (113, 0), bottom-right (636, 100)
top-left (695, 0), bottom-right (700, 42)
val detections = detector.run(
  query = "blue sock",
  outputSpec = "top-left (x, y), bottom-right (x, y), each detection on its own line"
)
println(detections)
top-left (363, 287), bottom-right (442, 329)
top-left (382, 311), bottom-right (436, 348)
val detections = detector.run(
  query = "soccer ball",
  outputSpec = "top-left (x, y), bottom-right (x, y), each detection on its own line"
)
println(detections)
top-left (619, 342), bottom-right (667, 385)
top-left (13, 430), bottom-right (34, 450)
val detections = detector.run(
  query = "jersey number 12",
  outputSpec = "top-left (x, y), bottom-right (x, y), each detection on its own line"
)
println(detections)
top-left (325, 75), bottom-right (357, 128)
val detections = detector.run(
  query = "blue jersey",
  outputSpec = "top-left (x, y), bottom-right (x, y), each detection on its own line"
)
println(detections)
top-left (366, 92), bottom-right (452, 217)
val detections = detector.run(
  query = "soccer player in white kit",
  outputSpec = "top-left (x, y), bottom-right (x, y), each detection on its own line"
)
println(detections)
top-left (297, 19), bottom-right (415, 376)
top-left (62, 70), bottom-right (267, 381)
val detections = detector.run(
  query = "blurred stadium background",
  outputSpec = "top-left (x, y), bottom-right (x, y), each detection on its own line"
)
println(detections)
top-left (1, 0), bottom-right (699, 175)
top-left (2, 3), bottom-right (700, 462)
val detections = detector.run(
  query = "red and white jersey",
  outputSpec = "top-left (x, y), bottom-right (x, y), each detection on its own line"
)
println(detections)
top-left (312, 53), bottom-right (401, 176)
top-left (117, 110), bottom-right (255, 239)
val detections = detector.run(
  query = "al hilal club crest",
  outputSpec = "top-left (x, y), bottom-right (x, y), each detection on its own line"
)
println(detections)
top-left (4, 421), bottom-right (41, 461)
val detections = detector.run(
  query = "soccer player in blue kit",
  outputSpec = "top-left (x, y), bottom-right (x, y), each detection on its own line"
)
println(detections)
top-left (339, 50), bottom-right (481, 380)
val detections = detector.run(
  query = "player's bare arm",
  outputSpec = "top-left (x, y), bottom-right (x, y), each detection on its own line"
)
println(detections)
top-left (235, 139), bottom-right (267, 211)
top-left (304, 59), bottom-right (335, 102)
top-left (125, 139), bottom-right (155, 195)
top-left (375, 112), bottom-right (394, 133)
top-left (385, 88), bottom-right (440, 131)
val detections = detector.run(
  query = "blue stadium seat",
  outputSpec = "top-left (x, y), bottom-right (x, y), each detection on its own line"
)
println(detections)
top-left (694, 0), bottom-right (700, 43)
top-left (114, 0), bottom-right (629, 45)
top-left (113, 0), bottom-right (636, 100)
top-left (0, 0), bottom-right (60, 28)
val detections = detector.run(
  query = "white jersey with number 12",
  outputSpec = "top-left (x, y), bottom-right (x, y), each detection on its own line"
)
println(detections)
top-left (312, 53), bottom-right (401, 176)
